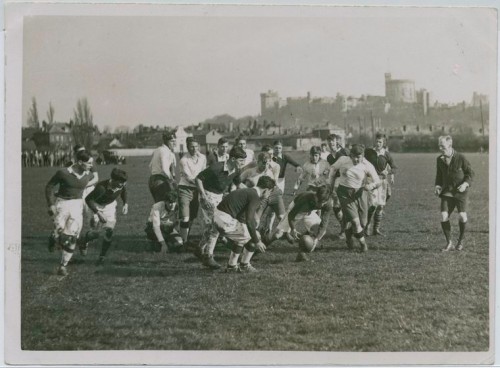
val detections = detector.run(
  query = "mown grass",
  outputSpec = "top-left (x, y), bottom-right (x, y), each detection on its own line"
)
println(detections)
top-left (21, 153), bottom-right (489, 351)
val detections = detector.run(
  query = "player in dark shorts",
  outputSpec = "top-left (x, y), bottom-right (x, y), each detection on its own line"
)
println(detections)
top-left (435, 135), bottom-right (474, 251)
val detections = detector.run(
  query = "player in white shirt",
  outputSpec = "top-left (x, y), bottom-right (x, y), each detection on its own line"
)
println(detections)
top-left (178, 137), bottom-right (207, 243)
top-left (149, 132), bottom-right (177, 202)
top-left (320, 143), bottom-right (330, 161)
top-left (329, 144), bottom-right (380, 252)
top-left (145, 191), bottom-right (183, 253)
top-left (293, 146), bottom-right (331, 194)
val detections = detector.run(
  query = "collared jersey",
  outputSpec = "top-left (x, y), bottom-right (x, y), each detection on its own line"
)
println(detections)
top-left (435, 150), bottom-right (474, 196)
top-left (179, 152), bottom-right (207, 188)
top-left (45, 166), bottom-right (94, 205)
top-left (331, 156), bottom-right (380, 189)
top-left (85, 179), bottom-right (127, 213)
top-left (149, 144), bottom-right (176, 177)
top-left (217, 187), bottom-right (261, 243)
top-left (207, 151), bottom-right (229, 166)
top-left (196, 161), bottom-right (241, 194)
top-left (273, 153), bottom-right (300, 178)
top-left (298, 159), bottom-right (331, 188)
top-left (364, 147), bottom-right (397, 176)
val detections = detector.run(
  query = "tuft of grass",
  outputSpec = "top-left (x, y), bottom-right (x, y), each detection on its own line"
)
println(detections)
top-left (21, 153), bottom-right (489, 351)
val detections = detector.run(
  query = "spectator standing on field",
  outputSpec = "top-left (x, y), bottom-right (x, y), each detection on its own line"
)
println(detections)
top-left (363, 133), bottom-right (397, 236)
top-left (178, 137), bottom-right (207, 244)
top-left (435, 135), bottom-right (474, 251)
top-left (148, 132), bottom-right (177, 203)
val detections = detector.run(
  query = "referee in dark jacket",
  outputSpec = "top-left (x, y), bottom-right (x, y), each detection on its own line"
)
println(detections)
top-left (435, 135), bottom-right (474, 251)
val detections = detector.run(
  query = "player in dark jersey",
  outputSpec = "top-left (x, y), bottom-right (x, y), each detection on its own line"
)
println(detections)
top-left (194, 146), bottom-right (247, 269)
top-left (435, 135), bottom-right (474, 251)
top-left (79, 168), bottom-right (128, 263)
top-left (206, 137), bottom-right (230, 166)
top-left (270, 186), bottom-right (333, 262)
top-left (363, 133), bottom-right (397, 236)
top-left (211, 176), bottom-right (276, 272)
top-left (326, 134), bottom-right (349, 238)
top-left (45, 150), bottom-right (94, 276)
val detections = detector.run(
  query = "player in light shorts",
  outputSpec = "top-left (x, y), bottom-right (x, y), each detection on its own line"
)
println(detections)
top-left (45, 150), bottom-right (94, 276)
top-left (270, 186), bottom-right (333, 262)
top-left (145, 191), bottom-right (184, 253)
top-left (80, 168), bottom-right (128, 263)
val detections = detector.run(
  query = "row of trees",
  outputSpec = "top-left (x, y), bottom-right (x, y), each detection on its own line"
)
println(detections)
top-left (27, 97), bottom-right (96, 149)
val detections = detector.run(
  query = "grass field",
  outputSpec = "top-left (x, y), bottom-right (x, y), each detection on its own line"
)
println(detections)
top-left (20, 152), bottom-right (490, 351)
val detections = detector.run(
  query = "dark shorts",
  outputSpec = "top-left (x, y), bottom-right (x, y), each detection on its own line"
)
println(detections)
top-left (148, 174), bottom-right (177, 203)
top-left (440, 195), bottom-right (468, 213)
top-left (178, 185), bottom-right (200, 221)
top-left (266, 187), bottom-right (285, 216)
top-left (336, 185), bottom-right (368, 225)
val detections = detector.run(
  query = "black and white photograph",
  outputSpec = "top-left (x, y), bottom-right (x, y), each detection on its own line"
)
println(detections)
top-left (4, 2), bottom-right (497, 365)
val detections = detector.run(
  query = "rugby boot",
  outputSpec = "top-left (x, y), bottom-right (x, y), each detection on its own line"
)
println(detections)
top-left (239, 263), bottom-right (258, 272)
top-left (455, 239), bottom-right (464, 251)
top-left (57, 265), bottom-right (68, 276)
top-left (202, 254), bottom-right (221, 270)
top-left (442, 242), bottom-right (454, 252)
top-left (224, 264), bottom-right (241, 273)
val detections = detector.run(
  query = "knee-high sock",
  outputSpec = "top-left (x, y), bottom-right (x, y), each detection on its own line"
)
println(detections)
top-left (100, 240), bottom-right (112, 257)
top-left (61, 240), bottom-right (76, 266)
top-left (373, 206), bottom-right (384, 231)
top-left (366, 206), bottom-right (376, 228)
top-left (458, 221), bottom-right (467, 241)
top-left (441, 221), bottom-right (451, 243)
top-left (240, 248), bottom-right (254, 264)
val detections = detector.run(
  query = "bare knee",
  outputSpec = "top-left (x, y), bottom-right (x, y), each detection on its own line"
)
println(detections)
top-left (459, 212), bottom-right (468, 223)
top-left (441, 212), bottom-right (449, 222)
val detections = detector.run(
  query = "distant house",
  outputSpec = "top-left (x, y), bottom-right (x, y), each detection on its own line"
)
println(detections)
top-left (246, 134), bottom-right (322, 151)
top-left (192, 129), bottom-right (223, 154)
top-left (312, 123), bottom-right (345, 144)
top-left (109, 138), bottom-right (125, 148)
top-left (49, 123), bottom-right (73, 148)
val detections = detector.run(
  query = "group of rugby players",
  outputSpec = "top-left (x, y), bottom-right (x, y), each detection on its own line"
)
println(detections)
top-left (45, 132), bottom-right (473, 276)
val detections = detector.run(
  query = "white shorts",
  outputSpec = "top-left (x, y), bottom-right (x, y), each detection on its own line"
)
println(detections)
top-left (276, 201), bottom-right (321, 233)
top-left (277, 178), bottom-right (285, 193)
top-left (53, 198), bottom-right (84, 237)
top-left (214, 208), bottom-right (251, 247)
top-left (91, 201), bottom-right (117, 230)
top-left (368, 178), bottom-right (388, 207)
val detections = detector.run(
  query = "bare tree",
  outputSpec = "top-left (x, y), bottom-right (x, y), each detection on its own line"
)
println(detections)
top-left (72, 98), bottom-right (95, 149)
top-left (27, 97), bottom-right (40, 129)
top-left (47, 102), bottom-right (55, 125)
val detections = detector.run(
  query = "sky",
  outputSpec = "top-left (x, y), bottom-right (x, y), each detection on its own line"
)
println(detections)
top-left (22, 6), bottom-right (497, 130)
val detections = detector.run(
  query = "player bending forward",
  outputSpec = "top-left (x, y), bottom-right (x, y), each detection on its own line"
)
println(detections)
top-left (211, 176), bottom-right (276, 273)
top-left (329, 144), bottom-right (380, 252)
top-left (145, 191), bottom-right (184, 253)
top-left (45, 150), bottom-right (95, 276)
top-left (79, 168), bottom-right (129, 264)
top-left (268, 186), bottom-right (333, 262)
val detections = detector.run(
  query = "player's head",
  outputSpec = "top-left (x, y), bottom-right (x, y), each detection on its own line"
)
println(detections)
top-left (228, 146), bottom-right (247, 169)
top-left (261, 145), bottom-right (273, 155)
top-left (349, 144), bottom-right (365, 165)
top-left (73, 144), bottom-right (85, 153)
top-left (186, 137), bottom-right (200, 156)
top-left (309, 146), bottom-right (322, 164)
top-left (273, 140), bottom-right (283, 155)
top-left (256, 175), bottom-right (276, 200)
top-left (375, 133), bottom-right (386, 150)
top-left (321, 143), bottom-right (328, 152)
top-left (327, 134), bottom-right (341, 150)
top-left (256, 152), bottom-right (271, 171)
top-left (314, 185), bottom-right (331, 207)
top-left (217, 137), bottom-right (229, 156)
top-left (438, 135), bottom-right (453, 155)
top-left (110, 168), bottom-right (127, 189)
top-left (75, 150), bottom-right (93, 171)
top-left (163, 191), bottom-right (178, 211)
top-left (235, 136), bottom-right (247, 150)
top-left (162, 132), bottom-right (176, 150)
